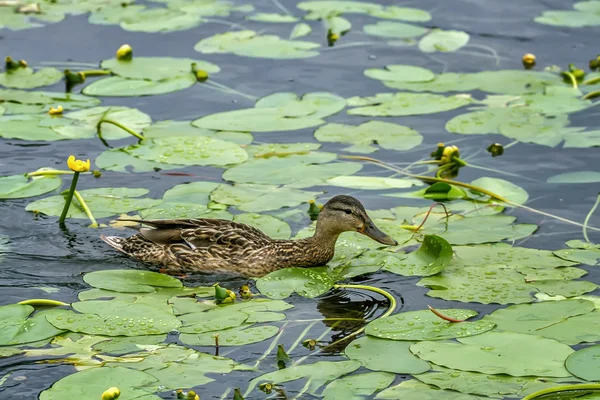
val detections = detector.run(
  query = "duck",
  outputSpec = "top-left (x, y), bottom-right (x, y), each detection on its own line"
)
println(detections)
top-left (100, 195), bottom-right (398, 277)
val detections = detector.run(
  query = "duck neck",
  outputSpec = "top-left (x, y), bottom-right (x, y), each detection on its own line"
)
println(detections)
top-left (301, 221), bottom-right (341, 259)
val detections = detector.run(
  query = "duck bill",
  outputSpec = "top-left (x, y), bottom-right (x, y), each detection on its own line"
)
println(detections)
top-left (359, 219), bottom-right (398, 246)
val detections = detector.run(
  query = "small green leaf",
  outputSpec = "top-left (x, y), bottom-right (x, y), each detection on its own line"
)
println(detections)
top-left (383, 235), bottom-right (453, 276)
top-left (345, 336), bottom-right (430, 374)
top-left (418, 29), bottom-right (469, 52)
top-left (566, 345), bottom-right (600, 381)
top-left (0, 174), bottom-right (62, 199)
top-left (256, 267), bottom-right (335, 299)
top-left (547, 171), bottom-right (600, 184)
top-left (83, 269), bottom-right (182, 293)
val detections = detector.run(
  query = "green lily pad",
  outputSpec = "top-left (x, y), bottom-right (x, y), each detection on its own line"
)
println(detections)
top-left (547, 171), bottom-right (600, 184)
top-left (211, 183), bottom-right (318, 212)
top-left (367, 308), bottom-right (494, 341)
top-left (247, 360), bottom-right (361, 396)
top-left (223, 152), bottom-right (361, 188)
top-left (123, 136), bottom-right (248, 167)
top-left (194, 30), bottom-right (320, 59)
top-left (554, 247), bottom-right (600, 265)
top-left (0, 88), bottom-right (100, 115)
top-left (256, 267), bottom-right (335, 299)
top-left (179, 308), bottom-right (248, 333)
top-left (39, 366), bottom-right (161, 400)
top-left (314, 121), bottom-right (423, 153)
top-left (233, 213), bottom-right (291, 239)
top-left (0, 67), bottom-right (62, 89)
top-left (101, 57), bottom-right (220, 81)
top-left (56, 106), bottom-right (152, 140)
top-left (391, 182), bottom-right (468, 201)
top-left (326, 176), bottom-right (423, 190)
top-left (0, 305), bottom-right (65, 345)
top-left (140, 203), bottom-right (232, 220)
top-left (248, 12), bottom-right (298, 22)
top-left (363, 21), bottom-right (428, 39)
top-left (92, 334), bottom-right (167, 355)
top-left (290, 22), bottom-right (312, 38)
top-left (364, 64), bottom-right (435, 83)
top-left (344, 336), bottom-right (430, 374)
top-left (411, 331), bottom-right (574, 377)
top-left (566, 345), bottom-right (600, 381)
top-left (179, 324), bottom-right (279, 346)
top-left (0, 174), bottom-right (62, 199)
top-left (121, 8), bottom-right (203, 32)
top-left (26, 187), bottom-right (163, 219)
top-left (83, 269), bottom-right (183, 293)
top-left (382, 235), bottom-right (453, 276)
top-left (347, 92), bottom-right (471, 116)
top-left (82, 75), bottom-right (197, 97)
top-left (162, 181), bottom-right (220, 205)
top-left (563, 129), bottom-right (600, 148)
top-left (469, 177), bottom-right (529, 205)
top-left (193, 92), bottom-right (345, 132)
top-left (371, 6), bottom-right (431, 22)
top-left (380, 72), bottom-right (479, 93)
top-left (143, 120), bottom-right (253, 144)
top-left (418, 29), bottom-right (469, 52)
top-left (536, 1), bottom-right (600, 27)
top-left (483, 299), bottom-right (600, 345)
top-left (88, 3), bottom-right (147, 25)
top-left (95, 148), bottom-right (184, 173)
top-left (297, 1), bottom-right (382, 19)
top-left (322, 371), bottom-right (395, 400)
top-left (325, 15), bottom-right (351, 34)
top-left (376, 379), bottom-right (482, 400)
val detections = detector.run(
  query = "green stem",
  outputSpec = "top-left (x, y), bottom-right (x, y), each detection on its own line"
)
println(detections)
top-left (97, 119), bottom-right (144, 140)
top-left (323, 284), bottom-right (397, 349)
top-left (58, 171), bottom-right (79, 224)
top-left (582, 90), bottom-right (600, 100)
top-left (290, 323), bottom-right (338, 368)
top-left (288, 321), bottom-right (318, 353)
top-left (561, 71), bottom-right (578, 89)
top-left (583, 193), bottom-right (600, 243)
top-left (204, 80), bottom-right (257, 102)
top-left (344, 155), bottom-right (600, 233)
top-left (73, 189), bottom-right (98, 228)
top-left (25, 170), bottom-right (75, 177)
top-left (582, 76), bottom-right (600, 85)
top-left (291, 378), bottom-right (312, 400)
top-left (522, 383), bottom-right (600, 400)
top-left (503, 140), bottom-right (519, 149)
top-left (80, 69), bottom-right (111, 77)
top-left (251, 322), bottom-right (288, 369)
top-left (18, 299), bottom-right (69, 307)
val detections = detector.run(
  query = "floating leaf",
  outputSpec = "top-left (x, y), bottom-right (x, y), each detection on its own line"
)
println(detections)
top-left (483, 299), bottom-right (600, 345)
top-left (344, 336), bottom-right (430, 374)
top-left (0, 305), bottom-right (65, 345)
top-left (366, 308), bottom-right (494, 341)
top-left (83, 270), bottom-right (182, 293)
top-left (363, 21), bottom-right (427, 39)
top-left (297, 1), bottom-right (382, 19)
top-left (211, 183), bottom-right (318, 212)
top-left (162, 182), bottom-right (220, 205)
top-left (370, 6), bottom-right (431, 22)
top-left (179, 325), bottom-right (279, 346)
top-left (248, 13), bottom-right (298, 22)
top-left (144, 120), bottom-right (253, 144)
top-left (326, 176), bottom-right (423, 190)
top-left (256, 267), bottom-right (335, 299)
top-left (418, 29), bottom-right (469, 52)
top-left (193, 92), bottom-right (345, 132)
top-left (233, 213), bottom-right (291, 239)
top-left (364, 64), bottom-right (435, 83)
top-left (121, 8), bottom-right (203, 32)
top-left (314, 121), bottom-right (423, 153)
top-left (547, 171), bottom-right (600, 184)
top-left (468, 177), bottom-right (529, 205)
top-left (376, 379), bottom-right (482, 399)
top-left (381, 235), bottom-right (452, 276)
top-left (0, 174), bottom-right (62, 199)
top-left (322, 371), bottom-right (395, 400)
top-left (0, 67), bottom-right (62, 89)
top-left (82, 75), bottom-right (196, 97)
top-left (325, 15), bottom-right (351, 35)
top-left (347, 92), bottom-right (471, 116)
top-left (194, 30), bottom-right (320, 59)
top-left (535, 1), bottom-right (600, 27)
top-left (55, 106), bottom-right (152, 140)
top-left (101, 57), bottom-right (220, 81)
top-left (26, 187), bottom-right (163, 219)
top-left (39, 366), bottom-right (161, 400)
top-left (290, 22), bottom-right (312, 38)
top-left (411, 331), bottom-right (574, 377)
top-left (566, 345), bottom-right (600, 381)
top-left (95, 148), bottom-right (183, 173)
top-left (92, 334), bottom-right (167, 355)
top-left (179, 308), bottom-right (248, 333)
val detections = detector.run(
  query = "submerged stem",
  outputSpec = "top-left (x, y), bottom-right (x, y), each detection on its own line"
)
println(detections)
top-left (25, 170), bottom-right (75, 177)
top-left (58, 171), bottom-right (79, 224)
top-left (80, 69), bottom-right (111, 77)
top-left (97, 119), bottom-right (145, 141)
top-left (73, 190), bottom-right (98, 228)
top-left (583, 193), bottom-right (600, 242)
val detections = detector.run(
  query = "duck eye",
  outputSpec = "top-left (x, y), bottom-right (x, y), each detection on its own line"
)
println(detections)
top-left (343, 209), bottom-right (352, 215)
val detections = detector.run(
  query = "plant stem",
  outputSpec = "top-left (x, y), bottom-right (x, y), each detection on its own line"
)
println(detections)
top-left (58, 171), bottom-right (79, 224)
top-left (291, 378), bottom-right (312, 400)
top-left (522, 383), bottom-right (600, 400)
top-left (73, 190), bottom-right (98, 228)
top-left (583, 193), bottom-right (600, 242)
top-left (288, 321), bottom-right (318, 353)
top-left (582, 76), bottom-right (600, 85)
top-left (343, 155), bottom-right (600, 232)
top-left (97, 119), bottom-right (145, 140)
top-left (323, 284), bottom-right (397, 349)
top-left (80, 69), bottom-right (111, 77)
top-left (582, 90), bottom-right (600, 100)
top-left (561, 71), bottom-right (578, 89)
top-left (25, 170), bottom-right (75, 177)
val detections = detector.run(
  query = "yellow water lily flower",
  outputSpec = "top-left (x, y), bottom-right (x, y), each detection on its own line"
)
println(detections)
top-left (67, 155), bottom-right (91, 172)
top-left (49, 105), bottom-right (63, 115)
top-left (101, 387), bottom-right (121, 400)
top-left (116, 44), bottom-right (133, 61)
top-left (522, 53), bottom-right (536, 70)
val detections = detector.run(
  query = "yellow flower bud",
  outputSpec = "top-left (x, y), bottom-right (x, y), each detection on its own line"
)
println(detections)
top-left (49, 105), bottom-right (63, 116)
top-left (195, 69), bottom-right (209, 82)
top-left (522, 53), bottom-right (536, 70)
top-left (67, 155), bottom-right (91, 172)
top-left (18, 59), bottom-right (27, 68)
top-left (116, 44), bottom-right (133, 61)
top-left (187, 390), bottom-right (199, 400)
top-left (101, 387), bottom-right (121, 400)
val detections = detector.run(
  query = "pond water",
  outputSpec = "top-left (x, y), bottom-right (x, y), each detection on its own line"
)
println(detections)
top-left (2, 0), bottom-right (600, 398)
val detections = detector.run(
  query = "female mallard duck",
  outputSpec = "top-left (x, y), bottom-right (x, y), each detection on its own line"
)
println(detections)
top-left (101, 195), bottom-right (397, 277)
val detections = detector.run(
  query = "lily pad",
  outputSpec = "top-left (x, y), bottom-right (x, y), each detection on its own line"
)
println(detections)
top-left (322, 371), bottom-right (395, 400)
top-left (364, 64), bottom-right (435, 83)
top-left (39, 366), bottom-right (161, 400)
top-left (290, 22), bottom-right (312, 38)
top-left (535, 2), bottom-right (600, 27)
top-left (326, 175), bottom-right (423, 190)
top-left (179, 308), bottom-right (248, 333)
top-left (26, 187), bottom-right (163, 219)
top-left (233, 213), bottom-right (291, 239)
top-left (211, 183), bottom-right (318, 212)
top-left (179, 324), bottom-right (279, 346)
top-left (483, 299), bottom-right (600, 345)
top-left (366, 308), bottom-right (494, 341)
top-left (344, 336), bottom-right (430, 374)
top-left (83, 269), bottom-right (183, 293)
top-left (95, 148), bottom-right (184, 173)
top-left (469, 177), bottom-right (529, 205)
top-left (193, 92), bottom-right (345, 132)
top-left (101, 57), bottom-right (220, 81)
top-left (363, 21), bottom-right (428, 39)
top-left (120, 8), bottom-right (203, 32)
top-left (0, 305), bottom-right (65, 345)
top-left (314, 121), bottom-right (423, 153)
top-left (410, 331), bottom-right (574, 377)
top-left (144, 120), bottom-right (253, 144)
top-left (123, 136), bottom-right (248, 166)
top-left (347, 92), bottom-right (471, 116)
top-left (256, 267), bottom-right (335, 299)
top-left (0, 174), bottom-right (62, 199)
top-left (376, 379), bottom-right (482, 400)
top-left (0, 88), bottom-right (100, 115)
top-left (194, 30), bottom-right (320, 59)
top-left (384, 234), bottom-right (453, 276)
top-left (566, 345), bottom-right (600, 381)
top-left (325, 15), bottom-right (351, 35)
top-left (418, 29), bottom-right (469, 52)
top-left (547, 171), bottom-right (600, 184)
top-left (0, 67), bottom-right (62, 89)
top-left (248, 12), bottom-right (298, 22)
top-left (56, 106), bottom-right (152, 140)
top-left (83, 75), bottom-right (197, 97)
top-left (162, 182), bottom-right (220, 205)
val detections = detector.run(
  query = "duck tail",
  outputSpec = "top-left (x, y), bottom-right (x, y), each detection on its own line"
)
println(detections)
top-left (100, 235), bottom-right (130, 255)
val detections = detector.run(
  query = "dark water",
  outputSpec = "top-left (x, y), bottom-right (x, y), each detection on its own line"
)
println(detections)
top-left (2, 0), bottom-right (600, 398)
